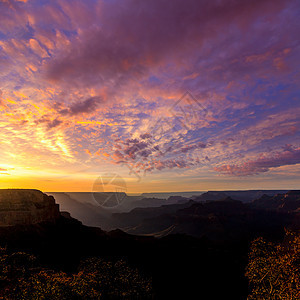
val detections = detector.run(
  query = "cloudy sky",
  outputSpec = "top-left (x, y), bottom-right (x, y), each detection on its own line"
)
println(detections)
top-left (0, 0), bottom-right (299, 192)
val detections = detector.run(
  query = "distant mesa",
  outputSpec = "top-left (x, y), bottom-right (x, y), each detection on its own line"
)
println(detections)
top-left (193, 190), bottom-right (290, 203)
top-left (0, 189), bottom-right (60, 226)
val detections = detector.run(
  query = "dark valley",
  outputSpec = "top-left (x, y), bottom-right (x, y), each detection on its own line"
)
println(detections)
top-left (1, 189), bottom-right (300, 299)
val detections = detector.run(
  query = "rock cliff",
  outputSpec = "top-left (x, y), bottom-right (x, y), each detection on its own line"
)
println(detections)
top-left (0, 189), bottom-right (60, 226)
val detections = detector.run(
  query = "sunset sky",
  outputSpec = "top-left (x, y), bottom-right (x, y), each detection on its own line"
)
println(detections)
top-left (0, 0), bottom-right (299, 192)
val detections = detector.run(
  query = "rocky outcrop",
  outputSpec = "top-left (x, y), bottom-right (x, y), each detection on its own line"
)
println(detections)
top-left (0, 189), bottom-right (60, 226)
top-left (251, 190), bottom-right (300, 213)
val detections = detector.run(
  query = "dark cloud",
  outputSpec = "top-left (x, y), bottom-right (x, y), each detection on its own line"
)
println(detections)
top-left (215, 146), bottom-right (300, 176)
top-left (157, 159), bottom-right (190, 170)
top-left (123, 138), bottom-right (139, 145)
top-left (114, 132), bottom-right (207, 172)
top-left (59, 96), bottom-right (101, 116)
top-left (148, 158), bottom-right (192, 171)
top-left (140, 133), bottom-right (152, 139)
top-left (45, 0), bottom-right (288, 89)
top-left (0, 90), bottom-right (4, 106)
top-left (35, 115), bottom-right (63, 129)
top-left (123, 141), bottom-right (149, 159)
top-left (47, 118), bottom-right (63, 129)
top-left (115, 136), bottom-right (159, 161)
top-left (114, 150), bottom-right (124, 159)
top-left (179, 142), bottom-right (207, 153)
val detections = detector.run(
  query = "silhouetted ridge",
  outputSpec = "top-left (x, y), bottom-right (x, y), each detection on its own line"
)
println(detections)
top-left (251, 190), bottom-right (300, 212)
top-left (194, 190), bottom-right (289, 203)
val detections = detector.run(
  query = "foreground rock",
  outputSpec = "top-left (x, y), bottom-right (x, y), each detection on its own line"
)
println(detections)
top-left (0, 189), bottom-right (60, 226)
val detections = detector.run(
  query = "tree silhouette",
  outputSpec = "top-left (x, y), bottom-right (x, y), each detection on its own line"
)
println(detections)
top-left (246, 230), bottom-right (300, 299)
top-left (0, 249), bottom-right (152, 299)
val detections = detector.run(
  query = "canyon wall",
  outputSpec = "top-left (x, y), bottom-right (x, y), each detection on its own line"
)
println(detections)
top-left (0, 189), bottom-right (60, 226)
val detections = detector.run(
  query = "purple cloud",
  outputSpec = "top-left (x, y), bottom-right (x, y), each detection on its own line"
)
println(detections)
top-left (140, 133), bottom-right (152, 140)
top-left (45, 0), bottom-right (289, 91)
top-left (215, 146), bottom-right (300, 176)
top-left (59, 96), bottom-right (101, 115)
top-left (46, 118), bottom-right (63, 129)
top-left (122, 140), bottom-right (150, 159)
top-left (0, 90), bottom-right (4, 106)
top-left (34, 115), bottom-right (63, 130)
top-left (179, 142), bottom-right (207, 154)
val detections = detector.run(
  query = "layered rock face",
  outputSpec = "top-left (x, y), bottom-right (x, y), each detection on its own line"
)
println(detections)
top-left (251, 190), bottom-right (300, 212)
top-left (0, 189), bottom-right (60, 226)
